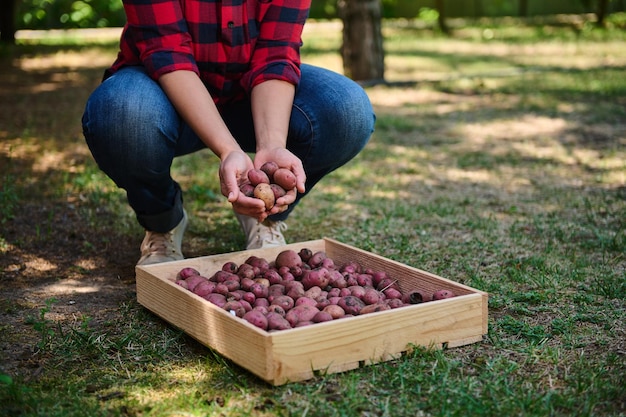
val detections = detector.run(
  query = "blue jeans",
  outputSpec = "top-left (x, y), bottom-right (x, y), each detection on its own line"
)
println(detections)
top-left (82, 64), bottom-right (375, 232)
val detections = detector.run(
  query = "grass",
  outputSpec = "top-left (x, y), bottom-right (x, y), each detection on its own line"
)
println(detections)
top-left (1, 14), bottom-right (625, 417)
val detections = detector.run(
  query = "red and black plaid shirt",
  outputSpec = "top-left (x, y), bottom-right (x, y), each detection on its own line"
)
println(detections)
top-left (106, 0), bottom-right (311, 104)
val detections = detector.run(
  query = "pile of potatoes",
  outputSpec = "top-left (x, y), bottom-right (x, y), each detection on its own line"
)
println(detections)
top-left (239, 161), bottom-right (297, 212)
top-left (174, 248), bottom-right (455, 331)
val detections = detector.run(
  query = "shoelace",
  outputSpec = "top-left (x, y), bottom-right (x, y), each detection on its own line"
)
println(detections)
top-left (141, 231), bottom-right (174, 255)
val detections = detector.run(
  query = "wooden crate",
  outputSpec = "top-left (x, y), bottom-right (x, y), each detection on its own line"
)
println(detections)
top-left (136, 238), bottom-right (488, 385)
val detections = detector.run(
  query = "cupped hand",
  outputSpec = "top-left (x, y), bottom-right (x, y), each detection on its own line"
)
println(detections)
top-left (219, 150), bottom-right (267, 219)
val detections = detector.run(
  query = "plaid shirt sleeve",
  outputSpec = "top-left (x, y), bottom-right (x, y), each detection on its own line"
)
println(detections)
top-left (119, 0), bottom-right (199, 79)
top-left (240, 0), bottom-right (311, 93)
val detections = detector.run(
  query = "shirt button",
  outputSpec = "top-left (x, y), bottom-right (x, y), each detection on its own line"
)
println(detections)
top-left (228, 21), bottom-right (234, 29)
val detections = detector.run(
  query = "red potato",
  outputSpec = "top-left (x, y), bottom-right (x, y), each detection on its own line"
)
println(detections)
top-left (240, 277), bottom-right (255, 291)
top-left (221, 261), bottom-right (239, 274)
top-left (270, 184), bottom-right (287, 200)
top-left (285, 305), bottom-right (320, 327)
top-left (298, 248), bottom-right (313, 263)
top-left (386, 298), bottom-right (405, 309)
top-left (266, 312), bottom-right (292, 331)
top-left (239, 183), bottom-right (255, 197)
top-left (383, 287), bottom-right (403, 300)
top-left (361, 288), bottom-right (384, 305)
top-left (254, 277), bottom-right (270, 288)
top-left (338, 295), bottom-right (365, 315)
top-left (275, 249), bottom-right (303, 269)
top-left (237, 264), bottom-right (256, 280)
top-left (316, 297), bottom-right (331, 309)
top-left (250, 282), bottom-right (269, 299)
top-left (301, 267), bottom-right (330, 290)
top-left (193, 280), bottom-right (216, 297)
top-left (263, 269), bottom-right (283, 285)
top-left (323, 304), bottom-right (346, 319)
top-left (272, 168), bottom-right (297, 190)
top-left (433, 289), bottom-right (455, 300)
top-left (328, 296), bottom-right (341, 305)
top-left (241, 291), bottom-right (256, 305)
top-left (243, 310), bottom-right (268, 330)
top-left (204, 293), bottom-right (227, 308)
top-left (271, 295), bottom-right (295, 311)
top-left (252, 305), bottom-right (269, 315)
top-left (295, 297), bottom-right (317, 307)
top-left (175, 279), bottom-right (188, 290)
top-left (223, 301), bottom-right (246, 318)
top-left (268, 304), bottom-right (287, 317)
top-left (312, 311), bottom-right (334, 323)
top-left (260, 161), bottom-right (279, 179)
top-left (223, 279), bottom-right (240, 292)
top-left (214, 283), bottom-right (229, 296)
top-left (253, 298), bottom-right (269, 308)
top-left (348, 285), bottom-right (366, 299)
top-left (356, 274), bottom-right (374, 288)
top-left (303, 286), bottom-right (323, 300)
top-left (185, 275), bottom-right (209, 292)
top-left (327, 270), bottom-right (347, 289)
top-left (308, 251), bottom-right (327, 268)
top-left (177, 267), bottom-right (201, 280)
top-left (212, 270), bottom-right (238, 283)
top-left (402, 290), bottom-right (432, 304)
top-left (268, 284), bottom-right (286, 298)
top-left (248, 168), bottom-right (270, 186)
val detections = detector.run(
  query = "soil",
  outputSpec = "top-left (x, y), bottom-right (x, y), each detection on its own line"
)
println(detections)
top-left (0, 41), bottom-right (149, 379)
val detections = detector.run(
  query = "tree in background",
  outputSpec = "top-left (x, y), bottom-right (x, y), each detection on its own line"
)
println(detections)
top-left (337, 0), bottom-right (385, 84)
top-left (0, 0), bottom-right (17, 43)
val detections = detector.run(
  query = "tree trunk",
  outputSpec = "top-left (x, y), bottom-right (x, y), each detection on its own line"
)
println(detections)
top-left (337, 0), bottom-right (385, 83)
top-left (0, 0), bottom-right (17, 43)
top-left (519, 0), bottom-right (529, 16)
top-left (596, 0), bottom-right (608, 27)
top-left (435, 0), bottom-right (450, 35)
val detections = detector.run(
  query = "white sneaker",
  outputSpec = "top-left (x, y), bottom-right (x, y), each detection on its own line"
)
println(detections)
top-left (137, 210), bottom-right (188, 265)
top-left (235, 212), bottom-right (287, 250)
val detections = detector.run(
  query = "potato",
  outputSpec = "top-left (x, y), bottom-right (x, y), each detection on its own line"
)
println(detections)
top-left (338, 295), bottom-right (365, 315)
top-left (285, 305), bottom-right (320, 327)
top-left (204, 293), bottom-right (227, 308)
top-left (295, 297), bottom-right (317, 307)
top-left (193, 280), bottom-right (216, 297)
top-left (223, 301), bottom-right (246, 318)
top-left (185, 275), bottom-right (209, 292)
top-left (275, 249), bottom-right (302, 269)
top-left (298, 248), bottom-right (313, 263)
top-left (254, 183), bottom-right (275, 210)
top-left (301, 267), bottom-right (330, 290)
top-left (303, 286), bottom-right (323, 300)
top-left (267, 312), bottom-right (292, 331)
top-left (361, 288), bottom-right (383, 305)
top-left (268, 304), bottom-right (287, 317)
top-left (177, 267), bottom-right (201, 280)
top-left (272, 168), bottom-right (297, 190)
top-left (260, 161), bottom-right (279, 179)
top-left (312, 311), bottom-right (334, 323)
top-left (248, 168), bottom-right (270, 186)
top-left (433, 289), bottom-right (455, 300)
top-left (322, 304), bottom-right (345, 319)
top-left (243, 310), bottom-right (268, 330)
top-left (221, 261), bottom-right (239, 274)
top-left (239, 182), bottom-right (255, 197)
top-left (308, 251), bottom-right (327, 268)
top-left (271, 295), bottom-right (295, 311)
top-left (270, 184), bottom-right (286, 199)
top-left (402, 290), bottom-right (431, 304)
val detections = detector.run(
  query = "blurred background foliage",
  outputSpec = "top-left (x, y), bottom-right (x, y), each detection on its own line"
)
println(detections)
top-left (13, 0), bottom-right (626, 30)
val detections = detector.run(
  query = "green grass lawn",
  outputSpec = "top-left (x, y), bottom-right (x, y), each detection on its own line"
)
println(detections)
top-left (1, 15), bottom-right (625, 417)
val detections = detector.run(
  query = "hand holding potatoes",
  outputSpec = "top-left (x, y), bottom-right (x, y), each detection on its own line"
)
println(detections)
top-left (240, 161), bottom-right (300, 215)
